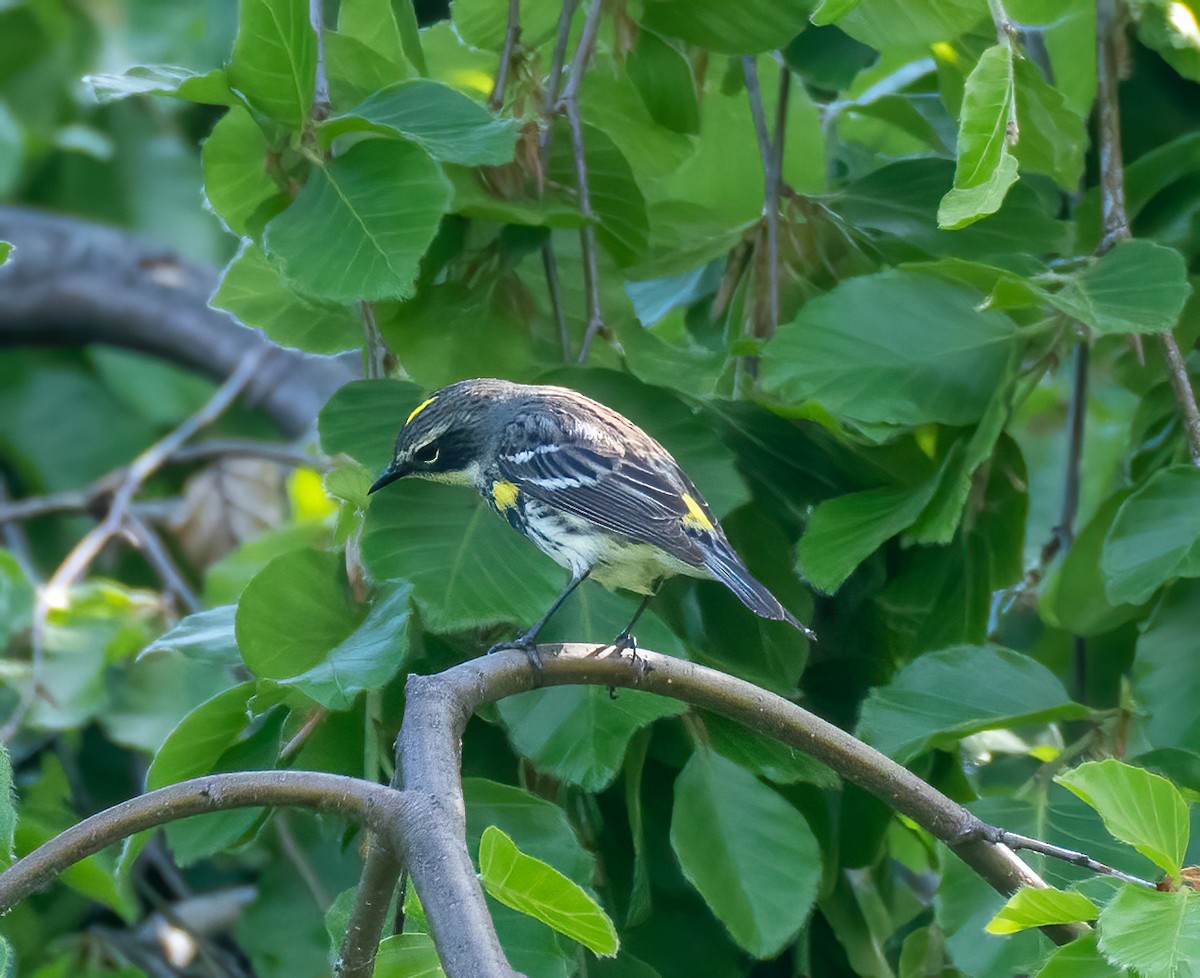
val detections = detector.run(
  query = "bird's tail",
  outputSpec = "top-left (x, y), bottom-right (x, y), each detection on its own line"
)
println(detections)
top-left (704, 545), bottom-right (817, 641)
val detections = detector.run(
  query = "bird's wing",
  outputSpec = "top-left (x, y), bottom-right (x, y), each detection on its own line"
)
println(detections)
top-left (495, 409), bottom-right (715, 567)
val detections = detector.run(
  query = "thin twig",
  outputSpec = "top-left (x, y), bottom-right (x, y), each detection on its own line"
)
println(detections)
top-left (560, 0), bottom-right (606, 361)
top-left (0, 476), bottom-right (38, 581)
top-left (168, 437), bottom-right (327, 470)
top-left (276, 811), bottom-right (332, 908)
top-left (541, 241), bottom-right (570, 360)
top-left (989, 829), bottom-right (1156, 889)
top-left (1095, 0), bottom-right (1200, 464)
top-left (489, 0), bottom-right (521, 111)
top-left (537, 0), bottom-right (582, 169)
top-left (123, 511), bottom-right (201, 614)
top-left (0, 350), bottom-right (267, 742)
top-left (310, 0), bottom-right (330, 119)
top-left (358, 301), bottom-right (387, 380)
top-left (279, 707), bottom-right (329, 765)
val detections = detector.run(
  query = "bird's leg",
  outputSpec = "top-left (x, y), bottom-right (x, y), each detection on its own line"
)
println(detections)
top-left (488, 570), bottom-right (590, 674)
top-left (592, 579), bottom-right (662, 662)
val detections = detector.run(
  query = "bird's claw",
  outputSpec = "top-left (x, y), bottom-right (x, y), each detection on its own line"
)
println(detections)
top-left (487, 635), bottom-right (544, 683)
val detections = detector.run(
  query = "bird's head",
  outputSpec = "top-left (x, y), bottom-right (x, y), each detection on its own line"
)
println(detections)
top-left (369, 379), bottom-right (510, 494)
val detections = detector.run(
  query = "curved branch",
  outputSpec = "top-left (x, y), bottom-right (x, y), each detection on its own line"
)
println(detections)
top-left (0, 771), bottom-right (406, 915)
top-left (0, 207), bottom-right (357, 437)
top-left (391, 645), bottom-right (1086, 978)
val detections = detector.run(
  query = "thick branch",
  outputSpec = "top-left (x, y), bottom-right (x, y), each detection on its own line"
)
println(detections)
top-left (398, 646), bottom-right (1086, 976)
top-left (0, 207), bottom-right (357, 437)
top-left (0, 772), bottom-right (405, 915)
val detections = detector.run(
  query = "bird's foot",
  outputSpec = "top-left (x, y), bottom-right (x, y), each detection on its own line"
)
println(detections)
top-left (487, 634), bottom-right (544, 683)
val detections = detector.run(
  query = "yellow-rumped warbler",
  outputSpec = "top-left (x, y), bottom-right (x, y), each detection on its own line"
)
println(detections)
top-left (369, 378), bottom-right (815, 656)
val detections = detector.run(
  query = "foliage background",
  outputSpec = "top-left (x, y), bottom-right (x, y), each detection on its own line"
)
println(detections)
top-left (3, 0), bottom-right (1200, 975)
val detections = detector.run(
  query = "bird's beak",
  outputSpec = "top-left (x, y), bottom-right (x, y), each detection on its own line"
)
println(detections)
top-left (369, 460), bottom-right (410, 495)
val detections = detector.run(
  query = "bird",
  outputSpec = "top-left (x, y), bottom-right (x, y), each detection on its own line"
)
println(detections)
top-left (368, 378), bottom-right (815, 663)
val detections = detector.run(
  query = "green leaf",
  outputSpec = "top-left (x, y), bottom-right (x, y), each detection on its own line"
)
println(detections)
top-left (463, 779), bottom-right (596, 887)
top-left (626, 30), bottom-right (699, 134)
top-left (0, 550), bottom-right (33, 650)
top-left (212, 242), bottom-right (362, 354)
top-left (1011, 57), bottom-right (1086, 189)
top-left (839, 0), bottom-right (988, 48)
top-left (451, 0), bottom-right (564, 51)
top-left (228, 0), bottom-right (316, 128)
top-left (0, 242), bottom-right (10, 265)
top-left (761, 269), bottom-right (1018, 427)
top-left (797, 475), bottom-right (943, 594)
top-left (1102, 465), bottom-right (1200, 605)
top-left (857, 645), bottom-right (1087, 762)
top-left (320, 79), bottom-right (520, 165)
top-left (479, 826), bottom-right (619, 957)
top-left (702, 712), bottom-right (839, 788)
top-left (1055, 759), bottom-right (1189, 877)
top-left (1097, 886), bottom-right (1200, 978)
top-left (201, 105), bottom-right (283, 237)
top-left (1132, 579), bottom-right (1200, 753)
top-left (670, 749), bottom-right (821, 958)
top-left (236, 548), bottom-right (358, 680)
top-left (1036, 932), bottom-right (1127, 978)
top-left (938, 44), bottom-right (1020, 229)
top-left (362, 481), bottom-right (563, 632)
top-left (0, 936), bottom-right (11, 978)
top-left (373, 934), bottom-right (446, 978)
top-left (318, 378), bottom-right (425, 473)
top-left (641, 0), bottom-right (810, 53)
top-left (1130, 0), bottom-right (1200, 83)
top-left (263, 139), bottom-right (452, 302)
top-left (274, 582), bottom-right (411, 710)
top-left (812, 0), bottom-right (862, 25)
top-left (1049, 239), bottom-right (1193, 336)
top-left (83, 65), bottom-right (233, 105)
top-left (985, 886), bottom-right (1099, 934)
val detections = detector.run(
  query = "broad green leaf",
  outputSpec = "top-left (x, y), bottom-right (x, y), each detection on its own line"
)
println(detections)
top-left (228, 0), bottom-right (316, 128)
top-left (839, 0), bottom-right (988, 48)
top-left (1011, 57), bottom-right (1086, 189)
top-left (1132, 579), bottom-right (1200, 753)
top-left (337, 0), bottom-right (409, 66)
top-left (318, 378), bottom-right (424, 473)
top-left (361, 481), bottom-right (563, 632)
top-left (702, 713), bottom-right (839, 787)
top-left (212, 242), bottom-right (362, 354)
top-left (83, 65), bottom-right (233, 105)
top-left (857, 645), bottom-right (1087, 762)
top-left (670, 749), bottom-right (821, 958)
top-left (548, 122), bottom-right (649, 267)
top-left (641, 0), bottom-right (810, 53)
top-left (479, 826), bottom-right (619, 957)
top-left (938, 44), bottom-right (1020, 229)
top-left (761, 269), bottom-right (1018, 427)
top-left (812, 0), bottom-right (862, 25)
top-left (1055, 759), bottom-right (1189, 877)
top-left (1102, 465), bottom-right (1200, 604)
top-left (497, 591), bottom-right (688, 791)
top-left (325, 29), bottom-right (414, 107)
top-left (464, 779), bottom-right (596, 887)
top-left (235, 551), bottom-right (355, 677)
top-left (0, 745), bottom-right (14, 867)
top-left (1130, 0), bottom-right (1200, 83)
top-left (1097, 886), bottom-right (1200, 978)
top-left (451, 0), bottom-right (563, 51)
top-left (373, 934), bottom-right (446, 978)
top-left (985, 886), bottom-right (1099, 934)
top-left (1037, 932), bottom-right (1127, 978)
top-left (0, 550), bottom-right (33, 649)
top-left (320, 79), bottom-right (520, 165)
top-left (1049, 239), bottom-right (1192, 336)
top-left (273, 582), bottom-right (411, 709)
top-left (201, 105), bottom-right (283, 237)
top-left (263, 139), bottom-right (452, 302)
top-left (797, 475), bottom-right (942, 594)
top-left (626, 30), bottom-right (699, 134)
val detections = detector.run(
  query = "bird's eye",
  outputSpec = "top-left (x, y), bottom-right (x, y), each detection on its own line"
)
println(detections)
top-left (413, 442), bottom-right (440, 464)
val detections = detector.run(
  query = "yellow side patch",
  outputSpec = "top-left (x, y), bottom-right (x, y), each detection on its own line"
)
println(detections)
top-left (492, 480), bottom-right (520, 512)
top-left (680, 492), bottom-right (713, 531)
top-left (405, 396), bottom-right (438, 426)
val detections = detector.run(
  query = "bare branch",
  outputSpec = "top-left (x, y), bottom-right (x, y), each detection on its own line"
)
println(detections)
top-left (489, 0), bottom-right (521, 111)
top-left (537, 0), bottom-right (582, 168)
top-left (541, 240), bottom-right (571, 361)
top-left (168, 438), bottom-right (328, 470)
top-left (123, 511), bottom-right (201, 614)
top-left (1095, 0), bottom-right (1200, 463)
top-left (989, 828), bottom-right (1156, 889)
top-left (335, 839), bottom-right (406, 978)
top-left (0, 771), bottom-right (406, 915)
top-left (358, 301), bottom-right (388, 380)
top-left (0, 476), bottom-right (39, 580)
top-left (398, 646), bottom-right (1087, 975)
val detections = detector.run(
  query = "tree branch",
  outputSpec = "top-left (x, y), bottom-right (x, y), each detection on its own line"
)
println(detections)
top-left (397, 646), bottom-right (1087, 975)
top-left (989, 829), bottom-right (1156, 889)
top-left (0, 771), bottom-right (406, 915)
top-left (0, 207), bottom-right (357, 437)
top-left (123, 510), bottom-right (201, 614)
top-left (489, 0), bottom-right (521, 111)
top-left (1095, 0), bottom-right (1200, 464)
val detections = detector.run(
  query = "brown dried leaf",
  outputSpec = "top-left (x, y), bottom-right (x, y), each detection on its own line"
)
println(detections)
top-left (169, 458), bottom-right (287, 568)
